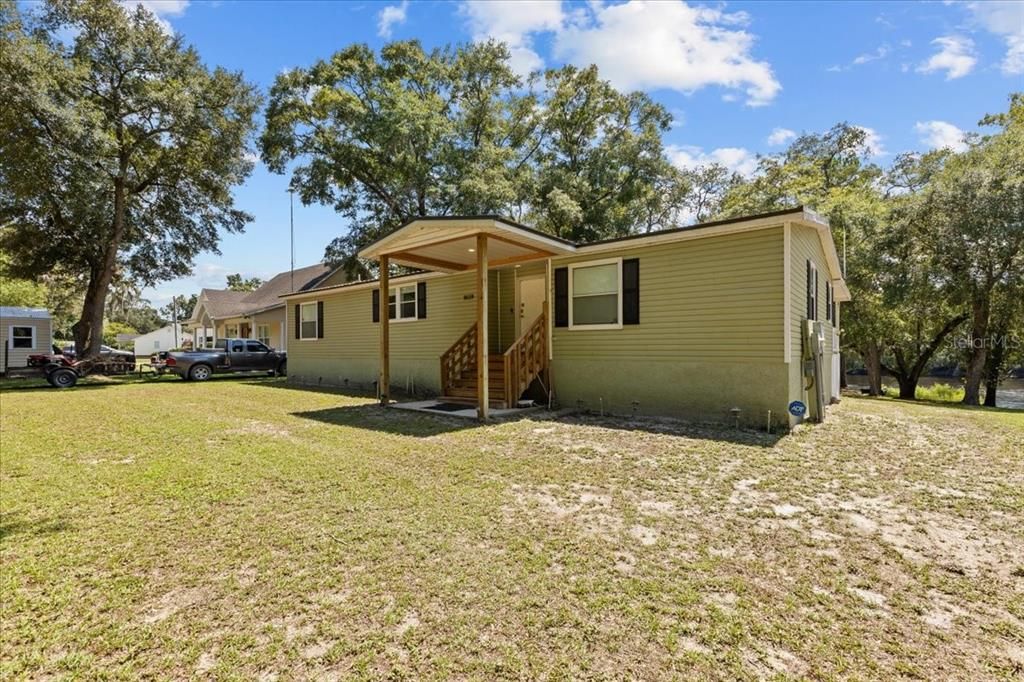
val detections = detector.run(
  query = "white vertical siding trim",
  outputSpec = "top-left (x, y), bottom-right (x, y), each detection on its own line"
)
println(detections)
top-left (783, 222), bottom-right (792, 364)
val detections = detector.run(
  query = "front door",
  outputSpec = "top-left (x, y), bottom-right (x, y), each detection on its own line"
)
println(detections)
top-left (517, 275), bottom-right (545, 336)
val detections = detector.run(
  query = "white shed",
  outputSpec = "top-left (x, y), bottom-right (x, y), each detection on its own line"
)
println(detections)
top-left (133, 324), bottom-right (192, 358)
top-left (1, 307), bottom-right (53, 372)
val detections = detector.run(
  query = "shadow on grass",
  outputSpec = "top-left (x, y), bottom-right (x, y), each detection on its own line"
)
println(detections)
top-left (292, 403), bottom-right (480, 437)
top-left (0, 513), bottom-right (71, 542)
top-left (551, 411), bottom-right (787, 448)
top-left (0, 372), bottom-right (289, 393)
top-left (238, 377), bottom-right (377, 397)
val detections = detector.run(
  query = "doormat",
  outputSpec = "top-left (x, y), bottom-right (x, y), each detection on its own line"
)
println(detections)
top-left (423, 402), bottom-right (471, 412)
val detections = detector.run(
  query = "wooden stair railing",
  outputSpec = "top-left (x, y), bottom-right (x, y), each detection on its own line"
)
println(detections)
top-left (502, 303), bottom-right (549, 407)
top-left (440, 322), bottom-right (478, 397)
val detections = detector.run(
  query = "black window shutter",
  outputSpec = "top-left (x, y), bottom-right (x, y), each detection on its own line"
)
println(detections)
top-left (825, 282), bottom-right (832, 321)
top-left (294, 304), bottom-right (300, 339)
top-left (554, 267), bottom-right (569, 327)
top-left (622, 258), bottom-right (639, 325)
top-left (417, 281), bottom-right (427, 319)
top-left (805, 260), bottom-right (812, 320)
top-left (814, 268), bottom-right (819, 321)
top-left (317, 301), bottom-right (324, 338)
top-left (371, 289), bottom-right (380, 323)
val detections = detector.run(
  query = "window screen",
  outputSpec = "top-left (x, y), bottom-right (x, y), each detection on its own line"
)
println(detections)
top-left (300, 302), bottom-right (318, 339)
top-left (572, 262), bottom-right (619, 326)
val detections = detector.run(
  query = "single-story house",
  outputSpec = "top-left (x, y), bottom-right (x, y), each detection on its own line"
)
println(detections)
top-left (280, 207), bottom-right (850, 427)
top-left (184, 264), bottom-right (347, 349)
top-left (133, 324), bottom-right (193, 358)
top-left (1, 307), bottom-right (53, 372)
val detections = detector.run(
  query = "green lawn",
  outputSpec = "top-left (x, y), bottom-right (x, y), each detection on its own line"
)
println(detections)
top-left (1, 378), bottom-right (1022, 679)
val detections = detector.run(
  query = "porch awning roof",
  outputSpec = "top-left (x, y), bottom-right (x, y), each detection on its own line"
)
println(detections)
top-left (357, 216), bottom-right (576, 272)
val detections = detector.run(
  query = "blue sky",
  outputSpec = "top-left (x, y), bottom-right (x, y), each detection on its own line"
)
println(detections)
top-left (133, 0), bottom-right (1022, 306)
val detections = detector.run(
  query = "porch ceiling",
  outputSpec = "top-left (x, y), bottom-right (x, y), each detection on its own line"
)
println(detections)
top-left (358, 217), bottom-right (576, 272)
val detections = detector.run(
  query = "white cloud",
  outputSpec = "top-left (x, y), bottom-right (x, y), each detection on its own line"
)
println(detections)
top-left (767, 127), bottom-right (796, 146)
top-left (666, 144), bottom-right (758, 177)
top-left (853, 44), bottom-right (890, 65)
top-left (377, 1), bottom-right (409, 38)
top-left (460, 0), bottom-right (781, 105)
top-left (120, 0), bottom-right (189, 33)
top-left (914, 120), bottom-right (968, 152)
top-left (917, 35), bottom-right (977, 79)
top-left (856, 126), bottom-right (887, 157)
top-left (553, 1), bottom-right (781, 106)
top-left (966, 1), bottom-right (1024, 75)
top-left (460, 1), bottom-right (564, 76)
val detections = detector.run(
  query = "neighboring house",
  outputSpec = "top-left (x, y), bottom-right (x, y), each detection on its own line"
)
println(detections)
top-left (1, 307), bottom-right (53, 372)
top-left (133, 324), bottom-right (193, 358)
top-left (116, 333), bottom-right (140, 347)
top-left (280, 207), bottom-right (850, 426)
top-left (185, 264), bottom-right (346, 349)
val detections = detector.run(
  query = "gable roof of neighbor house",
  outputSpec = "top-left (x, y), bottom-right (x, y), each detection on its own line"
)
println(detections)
top-left (287, 206), bottom-right (851, 302)
top-left (0, 307), bottom-right (52, 320)
top-left (192, 263), bottom-right (335, 322)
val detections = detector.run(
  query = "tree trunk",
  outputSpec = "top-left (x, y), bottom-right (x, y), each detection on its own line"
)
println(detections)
top-left (864, 341), bottom-right (883, 396)
top-left (962, 298), bottom-right (990, 406)
top-left (897, 375), bottom-right (918, 400)
top-left (74, 257), bottom-right (118, 360)
top-left (73, 180), bottom-right (127, 360)
top-left (984, 375), bottom-right (999, 408)
top-left (982, 320), bottom-right (1009, 408)
top-left (839, 353), bottom-right (848, 389)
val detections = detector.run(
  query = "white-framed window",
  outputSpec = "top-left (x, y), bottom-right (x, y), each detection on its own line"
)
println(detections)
top-left (10, 325), bottom-right (35, 349)
top-left (225, 324), bottom-right (239, 338)
top-left (388, 284), bottom-right (418, 321)
top-left (300, 301), bottom-right (318, 339)
top-left (153, 340), bottom-right (160, 350)
top-left (569, 258), bottom-right (622, 329)
top-left (256, 324), bottom-right (270, 346)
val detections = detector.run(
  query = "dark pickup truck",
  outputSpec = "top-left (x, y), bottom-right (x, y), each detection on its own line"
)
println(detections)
top-left (164, 339), bottom-right (286, 381)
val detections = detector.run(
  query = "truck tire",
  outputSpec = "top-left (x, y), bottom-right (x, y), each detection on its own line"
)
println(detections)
top-left (49, 368), bottom-right (79, 388)
top-left (189, 364), bottom-right (213, 381)
top-left (276, 360), bottom-right (287, 377)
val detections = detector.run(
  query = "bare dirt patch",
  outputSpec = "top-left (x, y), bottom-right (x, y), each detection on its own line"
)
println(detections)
top-left (141, 586), bottom-right (209, 624)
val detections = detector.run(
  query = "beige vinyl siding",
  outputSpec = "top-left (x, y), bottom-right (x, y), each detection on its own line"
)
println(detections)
top-left (1, 315), bottom-right (53, 371)
top-left (548, 225), bottom-right (786, 421)
top-left (554, 227), bottom-right (785, 361)
top-left (549, 226), bottom-right (789, 424)
top-left (287, 273), bottom-right (481, 393)
top-left (788, 223), bottom-right (838, 410)
top-left (252, 308), bottom-right (285, 349)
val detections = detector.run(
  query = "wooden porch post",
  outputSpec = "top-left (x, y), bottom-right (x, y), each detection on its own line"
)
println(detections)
top-left (379, 254), bottom-right (390, 406)
top-left (476, 233), bottom-right (489, 420)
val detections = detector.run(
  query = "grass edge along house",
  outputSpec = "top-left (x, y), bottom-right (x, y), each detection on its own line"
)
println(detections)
top-left (281, 207), bottom-right (849, 427)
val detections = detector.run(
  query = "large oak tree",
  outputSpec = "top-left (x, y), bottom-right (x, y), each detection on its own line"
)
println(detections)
top-left (261, 41), bottom-right (684, 273)
top-left (0, 0), bottom-right (259, 359)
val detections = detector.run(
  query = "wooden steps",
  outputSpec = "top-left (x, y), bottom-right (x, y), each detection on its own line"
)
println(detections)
top-left (439, 309), bottom-right (549, 414)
